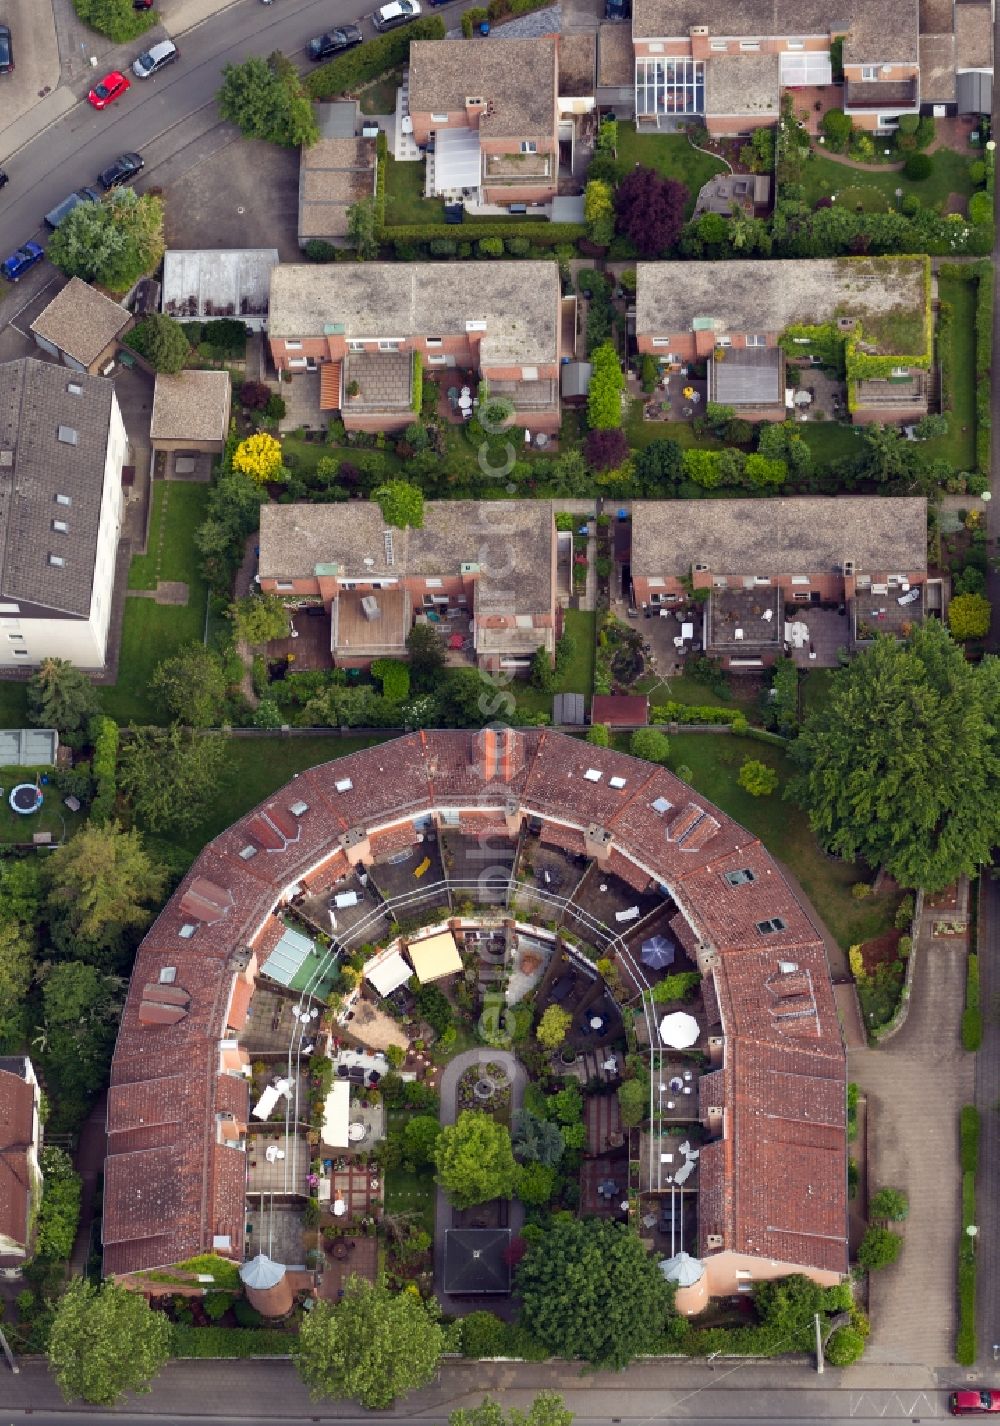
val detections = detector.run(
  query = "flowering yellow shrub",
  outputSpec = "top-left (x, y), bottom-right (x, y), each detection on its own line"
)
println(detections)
top-left (233, 432), bottom-right (283, 484)
top-left (848, 945), bottom-right (865, 981)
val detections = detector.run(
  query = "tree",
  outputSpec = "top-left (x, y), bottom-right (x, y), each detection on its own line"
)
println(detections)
top-left (738, 758), bottom-right (779, 796)
top-left (586, 723), bottom-right (610, 747)
top-left (71, 0), bottom-right (154, 42)
top-left (45, 823), bottom-right (166, 964)
top-left (233, 432), bottom-right (285, 485)
top-left (536, 1004), bottom-right (572, 1051)
top-left (869, 1186), bottom-right (909, 1222)
top-left (530, 645), bottom-right (555, 693)
top-left (38, 962), bottom-right (121, 1121)
top-left (47, 1278), bottom-right (171, 1404)
top-left (373, 480), bottom-right (424, 529)
top-left (789, 622), bottom-right (1000, 891)
top-left (450, 1394), bottom-right (573, 1426)
top-left (118, 727), bottom-right (230, 833)
top-left (903, 152), bottom-right (932, 181)
top-left (47, 188), bottom-right (164, 294)
top-left (617, 1077), bottom-right (647, 1129)
top-left (228, 593), bottom-right (290, 645)
top-left (0, 919), bottom-right (34, 1047)
top-left (434, 1110), bottom-right (518, 1208)
top-left (948, 592), bottom-right (991, 641)
top-left (218, 53), bottom-right (319, 148)
top-left (515, 1218), bottom-right (679, 1367)
top-left (512, 1108), bottom-right (565, 1167)
top-left (294, 1277), bottom-right (444, 1406)
top-left (614, 167), bottom-right (687, 257)
top-left (26, 659), bottom-right (100, 748)
top-left (634, 438), bottom-right (683, 493)
top-left (127, 313), bottom-right (191, 374)
top-left (584, 179), bottom-right (614, 246)
top-left (587, 342), bottom-right (625, 430)
top-left (151, 644), bottom-right (230, 726)
top-left (407, 622), bottom-right (446, 692)
top-left (825, 1325), bottom-right (865, 1367)
top-left (821, 108), bottom-right (853, 150)
top-left (515, 1161), bottom-right (558, 1205)
top-left (857, 1225), bottom-right (903, 1270)
top-left (346, 196), bottom-right (379, 259)
top-left (402, 1114), bottom-right (441, 1168)
top-left (584, 427), bottom-right (628, 471)
top-left (630, 728), bottom-right (670, 764)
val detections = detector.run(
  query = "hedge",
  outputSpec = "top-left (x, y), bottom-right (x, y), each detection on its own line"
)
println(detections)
top-left (960, 1103), bottom-right (980, 1174)
top-left (957, 1166), bottom-right (977, 1364)
top-left (650, 702), bottom-right (744, 726)
top-left (306, 16), bottom-right (446, 99)
top-left (961, 954), bottom-right (982, 1051)
top-left (975, 263), bottom-right (992, 475)
top-left (35, 1147), bottom-right (82, 1262)
top-left (374, 130), bottom-right (387, 232)
top-left (170, 1326), bottom-right (293, 1358)
top-left (382, 222), bottom-right (586, 247)
top-left (89, 715), bottom-right (119, 824)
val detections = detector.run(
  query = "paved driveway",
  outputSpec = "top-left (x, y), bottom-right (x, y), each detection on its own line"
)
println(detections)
top-left (0, 0), bottom-right (60, 141)
top-left (849, 931), bottom-right (973, 1368)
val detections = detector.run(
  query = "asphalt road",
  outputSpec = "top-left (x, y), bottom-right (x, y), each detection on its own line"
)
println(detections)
top-left (0, 0), bottom-right (458, 261)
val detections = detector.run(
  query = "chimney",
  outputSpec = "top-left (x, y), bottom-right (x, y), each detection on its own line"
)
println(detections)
top-left (473, 727), bottom-right (522, 783)
top-left (584, 823), bottom-right (613, 866)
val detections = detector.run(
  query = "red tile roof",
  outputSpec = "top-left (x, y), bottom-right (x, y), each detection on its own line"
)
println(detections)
top-left (0, 1062), bottom-right (35, 1258)
top-left (225, 977), bottom-right (253, 1032)
top-left (103, 728), bottom-right (846, 1282)
top-left (591, 694), bottom-right (649, 726)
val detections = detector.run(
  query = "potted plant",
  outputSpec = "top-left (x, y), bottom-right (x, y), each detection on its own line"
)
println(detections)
top-left (347, 380), bottom-right (361, 399)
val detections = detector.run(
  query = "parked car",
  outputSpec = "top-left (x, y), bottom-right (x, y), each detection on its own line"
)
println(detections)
top-left (88, 70), bottom-right (130, 109)
top-left (0, 24), bottom-right (13, 76)
top-left (98, 151), bottom-right (144, 190)
top-left (951, 1393), bottom-right (1000, 1417)
top-left (372, 0), bottom-right (421, 30)
top-left (133, 0), bottom-right (154, 8)
top-left (44, 187), bottom-right (101, 231)
top-left (132, 40), bottom-right (178, 79)
top-left (0, 241), bottom-right (44, 283)
top-left (307, 25), bottom-right (363, 60)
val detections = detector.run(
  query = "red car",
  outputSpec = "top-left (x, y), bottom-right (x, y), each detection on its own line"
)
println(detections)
top-left (87, 70), bottom-right (130, 109)
top-left (951, 1391), bottom-right (1000, 1416)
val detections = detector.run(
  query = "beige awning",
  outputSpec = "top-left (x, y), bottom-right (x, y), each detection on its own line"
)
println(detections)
top-left (407, 930), bottom-right (462, 984)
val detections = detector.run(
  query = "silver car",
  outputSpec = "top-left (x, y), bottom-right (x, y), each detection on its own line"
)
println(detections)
top-left (132, 39), bottom-right (178, 79)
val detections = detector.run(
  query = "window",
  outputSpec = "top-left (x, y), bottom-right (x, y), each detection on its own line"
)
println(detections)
top-left (66, 382), bottom-right (83, 396)
top-left (378, 340), bottom-right (400, 351)
top-left (48, 554), bottom-right (65, 568)
top-left (275, 580), bottom-right (294, 591)
top-left (0, 604), bottom-right (20, 614)
top-left (238, 845), bottom-right (258, 860)
top-left (635, 56), bottom-right (705, 117)
top-left (647, 41), bottom-right (664, 52)
top-left (724, 868), bottom-right (755, 886)
top-left (55, 494), bottom-right (71, 507)
top-left (431, 113), bottom-right (449, 123)
top-left (285, 341), bottom-right (303, 351)
top-left (425, 337), bottom-right (442, 347)
top-left (52, 519), bottom-right (68, 533)
top-left (427, 354), bottom-right (447, 365)
top-left (12, 648), bottom-right (28, 657)
top-left (786, 38), bottom-right (804, 49)
top-left (652, 338), bottom-right (671, 348)
top-left (745, 333), bottom-right (766, 347)
top-left (8, 634), bottom-right (24, 642)
top-left (287, 357), bottom-right (307, 369)
top-left (520, 141), bottom-right (537, 154)
top-left (710, 39), bottom-right (727, 50)
top-left (790, 576), bottom-right (810, 585)
top-left (861, 65), bottom-right (878, 80)
top-left (425, 578), bottom-right (443, 588)
top-left (739, 40), bottom-right (760, 50)
top-left (348, 340), bottom-right (364, 352)
top-left (756, 917), bottom-right (786, 935)
top-left (717, 335), bottom-right (732, 347)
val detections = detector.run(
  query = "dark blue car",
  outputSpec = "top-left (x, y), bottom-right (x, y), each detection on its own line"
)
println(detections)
top-left (1, 241), bottom-right (44, 282)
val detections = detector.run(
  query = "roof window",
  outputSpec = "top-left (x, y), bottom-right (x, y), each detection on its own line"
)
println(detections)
top-left (756, 917), bottom-right (786, 935)
top-left (724, 868), bottom-right (755, 887)
top-left (48, 554), bottom-right (65, 568)
top-left (609, 776), bottom-right (626, 789)
top-left (178, 924), bottom-right (197, 940)
top-left (159, 966), bottom-right (177, 983)
top-left (239, 844), bottom-right (258, 860)
top-left (66, 382), bottom-right (83, 396)
top-left (583, 768), bottom-right (602, 783)
top-left (52, 520), bottom-right (69, 534)
top-left (335, 778), bottom-right (353, 793)
top-left (57, 426), bottom-right (78, 446)
top-left (289, 800), bottom-right (309, 817)
top-left (55, 494), bottom-right (72, 506)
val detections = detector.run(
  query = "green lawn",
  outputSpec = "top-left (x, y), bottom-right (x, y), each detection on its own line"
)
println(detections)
top-left (798, 421), bottom-right (862, 467)
top-left (174, 734), bottom-right (387, 855)
top-left (385, 1110), bottom-right (436, 1235)
top-left (0, 683), bottom-right (28, 726)
top-left (384, 156), bottom-right (444, 226)
top-left (930, 273), bottom-right (977, 471)
top-left (612, 126), bottom-right (726, 219)
top-left (103, 483), bottom-right (212, 725)
top-left (360, 67), bottom-right (402, 116)
top-left (799, 145), bottom-right (976, 213)
top-left (625, 401), bottom-right (721, 452)
top-left (0, 767), bottom-right (86, 845)
top-left (658, 732), bottom-right (897, 950)
top-left (558, 609), bottom-right (595, 694)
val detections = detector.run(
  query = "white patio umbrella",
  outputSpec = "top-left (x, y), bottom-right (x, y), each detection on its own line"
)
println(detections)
top-left (659, 1011), bottom-right (700, 1049)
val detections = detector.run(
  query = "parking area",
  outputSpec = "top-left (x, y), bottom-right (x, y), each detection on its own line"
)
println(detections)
top-left (0, 0), bottom-right (61, 143)
top-left (162, 138), bottom-right (302, 259)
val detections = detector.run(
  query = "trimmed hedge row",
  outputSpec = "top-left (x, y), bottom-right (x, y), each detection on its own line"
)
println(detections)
top-left (962, 953), bottom-right (982, 1051)
top-left (170, 1326), bottom-right (293, 1358)
top-left (383, 222), bottom-right (586, 246)
top-left (306, 15), bottom-right (446, 100)
top-left (650, 702), bottom-right (747, 727)
top-left (957, 1166), bottom-right (977, 1364)
top-left (89, 714), bottom-right (119, 824)
top-left (975, 264), bottom-right (992, 476)
top-left (961, 1103), bottom-right (980, 1174)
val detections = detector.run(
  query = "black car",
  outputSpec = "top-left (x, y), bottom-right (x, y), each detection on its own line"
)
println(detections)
top-left (0, 25), bottom-right (13, 76)
top-left (98, 151), bottom-right (144, 190)
top-left (307, 25), bottom-right (363, 60)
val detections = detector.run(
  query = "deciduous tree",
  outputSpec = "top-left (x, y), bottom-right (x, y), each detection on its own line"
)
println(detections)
top-left (515, 1218), bottom-right (679, 1367)
top-left (45, 823), bottom-right (166, 964)
top-left (402, 1114), bottom-right (441, 1168)
top-left (948, 591), bottom-right (991, 641)
top-left (587, 342), bottom-right (625, 430)
top-left (617, 1077), bottom-right (647, 1128)
top-left (346, 196), bottom-right (379, 259)
top-left (630, 728), bottom-right (670, 764)
top-left (614, 167), bottom-right (687, 257)
top-left (71, 0), bottom-right (154, 43)
top-left (233, 432), bottom-right (285, 485)
top-left (47, 1278), bottom-right (171, 1404)
top-left (127, 313), bottom-right (191, 374)
top-left (218, 53), bottom-right (319, 148)
top-left (0, 920), bottom-right (34, 1048)
top-left (47, 188), bottom-right (164, 293)
top-left (536, 1004), bottom-right (572, 1050)
top-left (857, 1225), bottom-right (903, 1270)
top-left (406, 622), bottom-right (446, 691)
top-left (451, 1394), bottom-right (573, 1426)
top-left (294, 1278), bottom-right (444, 1406)
top-left (584, 179), bottom-right (614, 246)
top-left (118, 726), bottom-right (230, 833)
top-left (634, 437), bottom-right (683, 493)
top-left (374, 479), bottom-right (424, 529)
top-left (790, 622), bottom-right (1000, 891)
top-left (228, 593), bottom-right (290, 645)
top-left (434, 1110), bottom-right (518, 1208)
top-left (737, 758), bottom-right (779, 796)
top-left (151, 643), bottom-right (230, 726)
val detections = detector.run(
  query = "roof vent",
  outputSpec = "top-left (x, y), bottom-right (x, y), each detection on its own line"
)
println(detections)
top-left (609, 775), bottom-right (626, 789)
top-left (335, 778), bottom-right (354, 793)
top-left (66, 382), bottom-right (83, 396)
top-left (48, 554), bottom-right (65, 568)
top-left (178, 924), bottom-right (196, 940)
top-left (52, 520), bottom-right (69, 534)
top-left (289, 800), bottom-right (309, 817)
top-left (651, 796), bottom-right (672, 815)
top-left (159, 966), bottom-right (177, 983)
top-left (55, 493), bottom-right (71, 506)
top-left (57, 426), bottom-right (78, 446)
top-left (583, 768), bottom-right (602, 783)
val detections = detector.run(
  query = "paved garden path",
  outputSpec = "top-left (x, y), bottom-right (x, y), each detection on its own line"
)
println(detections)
top-left (848, 917), bottom-right (973, 1368)
top-left (433, 1047), bottom-right (527, 1316)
